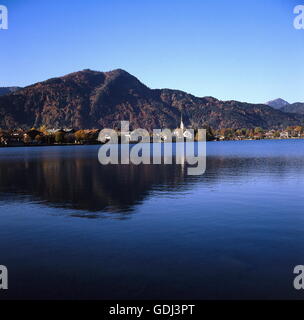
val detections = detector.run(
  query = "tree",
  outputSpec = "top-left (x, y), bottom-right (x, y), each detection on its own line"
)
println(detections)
top-left (241, 128), bottom-right (247, 135)
top-left (45, 134), bottom-right (55, 145)
top-left (246, 129), bottom-right (254, 138)
top-left (235, 129), bottom-right (245, 137)
top-left (221, 128), bottom-right (235, 139)
top-left (23, 134), bottom-right (31, 144)
top-left (27, 129), bottom-right (42, 140)
top-left (35, 135), bottom-right (44, 144)
top-left (0, 130), bottom-right (8, 145)
top-left (65, 133), bottom-right (75, 144)
top-left (75, 130), bottom-right (88, 143)
top-left (55, 131), bottom-right (65, 144)
top-left (286, 126), bottom-right (294, 136)
top-left (205, 127), bottom-right (215, 141)
top-left (254, 127), bottom-right (264, 134)
top-left (294, 126), bottom-right (303, 136)
top-left (39, 125), bottom-right (48, 134)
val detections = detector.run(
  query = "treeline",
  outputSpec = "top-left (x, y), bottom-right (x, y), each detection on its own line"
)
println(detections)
top-left (1, 125), bottom-right (304, 147)
top-left (0, 127), bottom-right (100, 146)
top-left (212, 126), bottom-right (304, 140)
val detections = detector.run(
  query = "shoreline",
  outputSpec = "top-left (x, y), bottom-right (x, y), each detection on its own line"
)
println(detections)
top-left (0, 137), bottom-right (303, 149)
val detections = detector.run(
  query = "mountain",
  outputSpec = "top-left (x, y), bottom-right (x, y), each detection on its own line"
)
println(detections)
top-left (266, 98), bottom-right (290, 110)
top-left (280, 102), bottom-right (304, 115)
top-left (0, 69), bottom-right (303, 131)
top-left (266, 98), bottom-right (304, 115)
top-left (0, 87), bottom-right (21, 96)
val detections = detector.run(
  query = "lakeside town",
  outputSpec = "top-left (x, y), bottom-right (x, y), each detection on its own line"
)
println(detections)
top-left (0, 125), bottom-right (304, 147)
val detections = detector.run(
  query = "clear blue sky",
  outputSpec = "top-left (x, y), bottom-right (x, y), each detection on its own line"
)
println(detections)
top-left (0, 0), bottom-right (303, 103)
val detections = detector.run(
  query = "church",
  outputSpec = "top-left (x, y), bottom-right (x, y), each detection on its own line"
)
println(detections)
top-left (173, 114), bottom-right (193, 140)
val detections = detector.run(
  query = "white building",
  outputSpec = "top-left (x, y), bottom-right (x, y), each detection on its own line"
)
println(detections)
top-left (173, 114), bottom-right (193, 140)
top-left (280, 131), bottom-right (289, 139)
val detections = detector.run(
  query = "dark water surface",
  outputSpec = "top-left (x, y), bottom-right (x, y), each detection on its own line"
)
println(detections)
top-left (0, 140), bottom-right (304, 300)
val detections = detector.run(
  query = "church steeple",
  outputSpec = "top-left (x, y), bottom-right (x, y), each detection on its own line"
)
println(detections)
top-left (180, 114), bottom-right (185, 131)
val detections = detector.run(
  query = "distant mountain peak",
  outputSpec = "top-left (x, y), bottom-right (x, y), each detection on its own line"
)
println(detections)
top-left (266, 98), bottom-right (290, 109)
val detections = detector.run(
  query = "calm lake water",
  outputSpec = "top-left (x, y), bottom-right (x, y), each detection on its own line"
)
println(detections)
top-left (0, 140), bottom-right (304, 300)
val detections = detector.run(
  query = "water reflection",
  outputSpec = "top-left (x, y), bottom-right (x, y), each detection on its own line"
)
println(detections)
top-left (0, 155), bottom-right (189, 214)
top-left (0, 142), bottom-right (304, 217)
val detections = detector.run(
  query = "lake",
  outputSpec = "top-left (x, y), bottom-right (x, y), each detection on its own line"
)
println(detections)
top-left (0, 140), bottom-right (304, 300)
